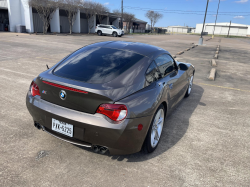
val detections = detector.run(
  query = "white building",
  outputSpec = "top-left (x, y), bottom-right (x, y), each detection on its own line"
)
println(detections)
top-left (195, 22), bottom-right (250, 37)
top-left (167, 26), bottom-right (195, 33)
top-left (0, 0), bottom-right (120, 33)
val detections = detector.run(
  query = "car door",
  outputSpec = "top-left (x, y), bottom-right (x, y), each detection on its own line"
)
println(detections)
top-left (100, 25), bottom-right (108, 34)
top-left (106, 26), bottom-right (113, 35)
top-left (154, 54), bottom-right (182, 110)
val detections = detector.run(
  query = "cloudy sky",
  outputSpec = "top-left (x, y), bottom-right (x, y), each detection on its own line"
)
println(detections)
top-left (97, 0), bottom-right (250, 27)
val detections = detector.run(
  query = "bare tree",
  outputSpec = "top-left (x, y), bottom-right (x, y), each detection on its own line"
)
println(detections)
top-left (145, 10), bottom-right (163, 33)
top-left (58, 0), bottom-right (81, 34)
top-left (80, 1), bottom-right (96, 34)
top-left (96, 3), bottom-right (109, 25)
top-left (113, 9), bottom-right (121, 28)
top-left (123, 12), bottom-right (134, 33)
top-left (113, 9), bottom-right (134, 33)
top-left (29, 0), bottom-right (59, 34)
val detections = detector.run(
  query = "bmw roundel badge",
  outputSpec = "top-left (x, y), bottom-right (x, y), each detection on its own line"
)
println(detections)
top-left (59, 90), bottom-right (66, 100)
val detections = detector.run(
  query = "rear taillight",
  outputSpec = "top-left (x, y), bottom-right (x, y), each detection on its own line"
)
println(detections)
top-left (31, 81), bottom-right (40, 97)
top-left (96, 104), bottom-right (127, 122)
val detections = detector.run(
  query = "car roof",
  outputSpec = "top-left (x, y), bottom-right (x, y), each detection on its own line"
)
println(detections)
top-left (88, 41), bottom-right (168, 57)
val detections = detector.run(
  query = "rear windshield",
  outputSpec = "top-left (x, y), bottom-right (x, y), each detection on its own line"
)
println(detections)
top-left (53, 47), bottom-right (144, 84)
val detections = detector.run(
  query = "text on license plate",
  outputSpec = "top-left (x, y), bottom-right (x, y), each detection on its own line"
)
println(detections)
top-left (52, 118), bottom-right (73, 137)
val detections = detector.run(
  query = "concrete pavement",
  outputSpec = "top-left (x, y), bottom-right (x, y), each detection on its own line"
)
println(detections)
top-left (0, 33), bottom-right (250, 186)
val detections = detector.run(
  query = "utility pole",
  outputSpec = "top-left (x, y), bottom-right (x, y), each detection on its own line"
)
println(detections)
top-left (121, 0), bottom-right (123, 30)
top-left (212, 0), bottom-right (220, 39)
top-left (198, 0), bottom-right (209, 45)
top-left (227, 21), bottom-right (231, 38)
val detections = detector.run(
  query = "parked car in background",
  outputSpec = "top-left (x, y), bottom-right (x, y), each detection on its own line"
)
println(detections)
top-left (95, 24), bottom-right (124, 37)
top-left (26, 41), bottom-right (195, 155)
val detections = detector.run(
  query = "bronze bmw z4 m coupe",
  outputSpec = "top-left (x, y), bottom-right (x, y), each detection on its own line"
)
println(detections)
top-left (26, 41), bottom-right (195, 155)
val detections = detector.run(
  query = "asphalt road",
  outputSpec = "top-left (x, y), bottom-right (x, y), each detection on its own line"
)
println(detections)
top-left (0, 33), bottom-right (250, 186)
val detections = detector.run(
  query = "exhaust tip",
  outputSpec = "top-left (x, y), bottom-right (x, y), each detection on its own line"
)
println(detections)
top-left (99, 147), bottom-right (108, 155)
top-left (92, 145), bottom-right (108, 154)
top-left (92, 145), bottom-right (99, 153)
top-left (34, 122), bottom-right (44, 131)
top-left (34, 122), bottom-right (42, 130)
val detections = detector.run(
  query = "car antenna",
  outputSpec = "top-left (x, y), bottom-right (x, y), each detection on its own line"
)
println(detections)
top-left (46, 64), bottom-right (49, 69)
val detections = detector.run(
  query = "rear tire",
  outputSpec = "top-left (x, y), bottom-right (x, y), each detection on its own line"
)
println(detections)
top-left (97, 31), bottom-right (102, 36)
top-left (185, 74), bottom-right (194, 98)
top-left (143, 104), bottom-right (165, 153)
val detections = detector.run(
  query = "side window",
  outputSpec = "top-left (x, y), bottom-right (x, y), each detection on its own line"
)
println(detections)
top-left (155, 54), bottom-right (174, 77)
top-left (145, 61), bottom-right (161, 84)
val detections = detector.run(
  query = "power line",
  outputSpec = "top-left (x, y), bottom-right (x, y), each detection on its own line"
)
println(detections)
top-left (124, 6), bottom-right (250, 14)
top-left (124, 6), bottom-right (250, 16)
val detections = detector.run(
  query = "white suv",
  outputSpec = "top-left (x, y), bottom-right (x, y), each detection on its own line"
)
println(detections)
top-left (95, 24), bottom-right (124, 37)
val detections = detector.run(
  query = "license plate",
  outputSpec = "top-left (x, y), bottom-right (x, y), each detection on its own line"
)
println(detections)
top-left (52, 118), bottom-right (73, 137)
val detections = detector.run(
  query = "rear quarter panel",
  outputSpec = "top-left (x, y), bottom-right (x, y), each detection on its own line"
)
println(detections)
top-left (117, 82), bottom-right (166, 119)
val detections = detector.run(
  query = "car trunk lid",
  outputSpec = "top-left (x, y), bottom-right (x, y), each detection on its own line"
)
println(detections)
top-left (36, 78), bottom-right (113, 114)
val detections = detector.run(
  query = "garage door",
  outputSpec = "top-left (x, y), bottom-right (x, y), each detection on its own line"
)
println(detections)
top-left (80, 13), bottom-right (88, 33)
top-left (229, 28), bottom-right (239, 36)
top-left (60, 16), bottom-right (70, 33)
top-left (214, 26), bottom-right (221, 35)
top-left (0, 9), bottom-right (8, 31)
top-left (205, 26), bottom-right (214, 34)
top-left (182, 28), bottom-right (188, 33)
top-left (80, 18), bottom-right (88, 33)
top-left (238, 28), bottom-right (247, 36)
top-left (221, 27), bottom-right (229, 35)
top-left (33, 13), bottom-right (43, 33)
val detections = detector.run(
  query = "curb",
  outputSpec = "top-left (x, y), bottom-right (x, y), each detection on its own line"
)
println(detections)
top-left (211, 59), bottom-right (217, 66)
top-left (177, 51), bottom-right (184, 55)
top-left (214, 54), bottom-right (218, 59)
top-left (208, 68), bottom-right (216, 81)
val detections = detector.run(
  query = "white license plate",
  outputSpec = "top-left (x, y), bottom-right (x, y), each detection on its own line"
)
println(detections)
top-left (52, 118), bottom-right (73, 137)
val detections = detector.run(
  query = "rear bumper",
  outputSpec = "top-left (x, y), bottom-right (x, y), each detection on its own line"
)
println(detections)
top-left (26, 92), bottom-right (152, 155)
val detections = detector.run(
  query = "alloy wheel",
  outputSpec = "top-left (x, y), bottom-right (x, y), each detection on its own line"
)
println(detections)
top-left (150, 108), bottom-right (164, 148)
top-left (188, 76), bottom-right (194, 95)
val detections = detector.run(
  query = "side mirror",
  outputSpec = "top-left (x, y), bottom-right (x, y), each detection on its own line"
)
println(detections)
top-left (178, 63), bottom-right (188, 71)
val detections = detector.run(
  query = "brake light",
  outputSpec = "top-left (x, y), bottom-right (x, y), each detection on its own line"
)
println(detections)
top-left (31, 81), bottom-right (40, 97)
top-left (96, 104), bottom-right (127, 121)
top-left (42, 81), bottom-right (88, 94)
